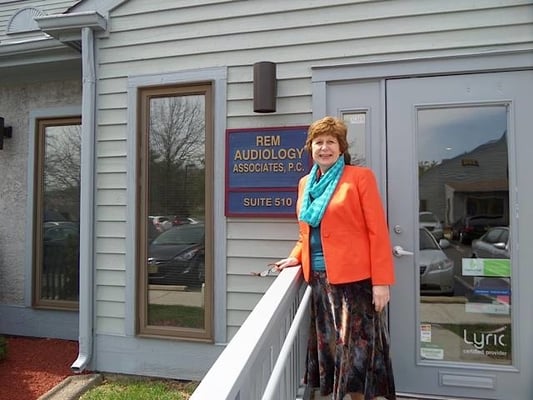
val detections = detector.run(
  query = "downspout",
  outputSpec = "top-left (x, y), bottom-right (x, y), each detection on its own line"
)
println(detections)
top-left (71, 26), bottom-right (96, 373)
top-left (35, 10), bottom-right (106, 374)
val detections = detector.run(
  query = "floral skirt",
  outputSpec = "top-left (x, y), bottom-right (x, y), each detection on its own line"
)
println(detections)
top-left (305, 272), bottom-right (396, 400)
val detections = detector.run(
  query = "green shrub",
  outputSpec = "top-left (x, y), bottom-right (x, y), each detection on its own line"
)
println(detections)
top-left (0, 336), bottom-right (7, 361)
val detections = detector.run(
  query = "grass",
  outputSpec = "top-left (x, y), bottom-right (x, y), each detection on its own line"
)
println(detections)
top-left (148, 304), bottom-right (204, 328)
top-left (78, 304), bottom-right (204, 399)
top-left (80, 375), bottom-right (198, 400)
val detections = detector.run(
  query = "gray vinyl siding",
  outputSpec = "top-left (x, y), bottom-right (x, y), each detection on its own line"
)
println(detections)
top-left (92, 0), bottom-right (533, 341)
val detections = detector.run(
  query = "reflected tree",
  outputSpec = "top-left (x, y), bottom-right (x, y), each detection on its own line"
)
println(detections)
top-left (38, 121), bottom-right (82, 303)
top-left (418, 160), bottom-right (439, 176)
top-left (149, 95), bottom-right (205, 217)
top-left (43, 124), bottom-right (81, 222)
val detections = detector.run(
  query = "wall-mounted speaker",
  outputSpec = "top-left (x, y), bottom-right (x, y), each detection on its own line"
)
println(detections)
top-left (253, 61), bottom-right (277, 113)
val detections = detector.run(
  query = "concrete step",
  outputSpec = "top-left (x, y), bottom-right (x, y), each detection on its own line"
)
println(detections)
top-left (38, 374), bottom-right (102, 400)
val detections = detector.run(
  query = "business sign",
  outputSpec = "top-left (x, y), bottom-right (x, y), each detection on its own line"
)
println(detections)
top-left (225, 126), bottom-right (310, 217)
top-left (461, 324), bottom-right (511, 363)
top-left (462, 258), bottom-right (511, 277)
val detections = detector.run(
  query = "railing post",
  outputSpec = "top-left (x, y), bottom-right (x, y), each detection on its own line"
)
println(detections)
top-left (262, 285), bottom-right (311, 400)
top-left (191, 266), bottom-right (309, 400)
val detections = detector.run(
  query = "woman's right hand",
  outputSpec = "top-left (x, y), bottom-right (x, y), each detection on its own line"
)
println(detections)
top-left (271, 257), bottom-right (299, 271)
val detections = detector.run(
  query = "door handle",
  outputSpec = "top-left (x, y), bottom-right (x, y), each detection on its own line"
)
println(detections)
top-left (392, 245), bottom-right (414, 257)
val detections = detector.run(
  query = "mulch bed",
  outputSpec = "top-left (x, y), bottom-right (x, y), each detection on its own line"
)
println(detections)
top-left (0, 336), bottom-right (80, 400)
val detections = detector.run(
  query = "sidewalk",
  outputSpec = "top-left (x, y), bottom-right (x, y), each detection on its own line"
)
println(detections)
top-left (40, 373), bottom-right (472, 400)
top-left (38, 374), bottom-right (102, 400)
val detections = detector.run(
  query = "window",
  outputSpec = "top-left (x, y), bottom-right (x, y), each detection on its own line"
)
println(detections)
top-left (138, 84), bottom-right (213, 340)
top-left (33, 117), bottom-right (81, 309)
top-left (341, 111), bottom-right (367, 165)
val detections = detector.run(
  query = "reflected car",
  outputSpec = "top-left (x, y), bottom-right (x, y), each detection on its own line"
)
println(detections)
top-left (172, 216), bottom-right (200, 226)
top-left (451, 215), bottom-right (505, 244)
top-left (419, 227), bottom-right (454, 295)
top-left (147, 220), bottom-right (160, 243)
top-left (147, 223), bottom-right (205, 286)
top-left (43, 221), bottom-right (79, 242)
top-left (419, 211), bottom-right (443, 240)
top-left (471, 226), bottom-right (510, 259)
top-left (149, 215), bottom-right (173, 232)
top-left (42, 222), bottom-right (80, 299)
top-left (470, 227), bottom-right (511, 303)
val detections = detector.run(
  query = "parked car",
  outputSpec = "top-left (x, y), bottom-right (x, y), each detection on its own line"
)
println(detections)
top-left (147, 220), bottom-right (160, 243)
top-left (42, 222), bottom-right (80, 300)
top-left (470, 227), bottom-right (511, 303)
top-left (419, 211), bottom-right (443, 240)
top-left (150, 215), bottom-right (173, 232)
top-left (43, 223), bottom-right (79, 242)
top-left (451, 214), bottom-right (505, 244)
top-left (471, 226), bottom-right (510, 259)
top-left (172, 216), bottom-right (200, 226)
top-left (419, 227), bottom-right (454, 295)
top-left (43, 220), bottom-right (78, 231)
top-left (147, 223), bottom-right (205, 286)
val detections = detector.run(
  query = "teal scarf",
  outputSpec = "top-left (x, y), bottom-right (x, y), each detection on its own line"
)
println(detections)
top-left (299, 157), bottom-right (344, 227)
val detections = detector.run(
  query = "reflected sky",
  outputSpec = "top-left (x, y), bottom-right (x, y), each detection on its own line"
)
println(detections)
top-left (418, 106), bottom-right (507, 164)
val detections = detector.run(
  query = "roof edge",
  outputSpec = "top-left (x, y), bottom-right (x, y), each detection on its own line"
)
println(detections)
top-left (0, 37), bottom-right (80, 69)
top-left (35, 11), bottom-right (106, 42)
top-left (0, 37), bottom-right (69, 57)
top-left (67, 0), bottom-right (129, 15)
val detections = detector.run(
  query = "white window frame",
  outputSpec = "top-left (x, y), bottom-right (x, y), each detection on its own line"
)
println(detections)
top-left (126, 67), bottom-right (227, 343)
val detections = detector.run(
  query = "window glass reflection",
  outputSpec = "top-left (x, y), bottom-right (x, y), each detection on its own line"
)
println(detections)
top-left (342, 112), bottom-right (366, 165)
top-left (417, 106), bottom-right (511, 365)
top-left (39, 122), bottom-right (81, 304)
top-left (146, 94), bottom-right (207, 331)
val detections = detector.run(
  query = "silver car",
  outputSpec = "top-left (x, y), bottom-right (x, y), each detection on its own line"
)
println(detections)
top-left (471, 226), bottom-right (510, 259)
top-left (419, 227), bottom-right (454, 295)
top-left (419, 211), bottom-right (444, 240)
top-left (470, 227), bottom-right (511, 302)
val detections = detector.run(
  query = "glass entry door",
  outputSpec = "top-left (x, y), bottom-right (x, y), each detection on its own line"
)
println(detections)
top-left (387, 71), bottom-right (532, 399)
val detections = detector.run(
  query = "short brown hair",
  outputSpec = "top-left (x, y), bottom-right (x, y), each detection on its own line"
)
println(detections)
top-left (305, 116), bottom-right (348, 154)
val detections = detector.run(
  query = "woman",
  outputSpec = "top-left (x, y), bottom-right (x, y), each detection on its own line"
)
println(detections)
top-left (274, 116), bottom-right (396, 400)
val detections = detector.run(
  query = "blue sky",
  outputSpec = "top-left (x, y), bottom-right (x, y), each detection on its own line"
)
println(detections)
top-left (417, 106), bottom-right (507, 164)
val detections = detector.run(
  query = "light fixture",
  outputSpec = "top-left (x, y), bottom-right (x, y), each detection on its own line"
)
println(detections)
top-left (0, 117), bottom-right (12, 150)
top-left (253, 61), bottom-right (277, 113)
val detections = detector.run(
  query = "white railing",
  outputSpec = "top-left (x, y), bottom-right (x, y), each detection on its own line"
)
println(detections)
top-left (191, 266), bottom-right (310, 400)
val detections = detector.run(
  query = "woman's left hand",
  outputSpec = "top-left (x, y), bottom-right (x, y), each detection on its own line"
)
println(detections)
top-left (372, 285), bottom-right (390, 312)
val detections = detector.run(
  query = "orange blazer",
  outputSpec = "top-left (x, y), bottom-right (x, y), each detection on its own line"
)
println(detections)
top-left (289, 165), bottom-right (395, 285)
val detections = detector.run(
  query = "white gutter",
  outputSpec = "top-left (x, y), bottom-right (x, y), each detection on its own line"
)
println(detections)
top-left (0, 37), bottom-right (80, 69)
top-left (35, 12), bottom-right (106, 374)
top-left (35, 11), bottom-right (106, 43)
top-left (0, 37), bottom-right (65, 54)
top-left (71, 26), bottom-right (96, 374)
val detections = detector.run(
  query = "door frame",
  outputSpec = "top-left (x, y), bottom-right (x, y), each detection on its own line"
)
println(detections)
top-left (312, 50), bottom-right (533, 398)
top-left (386, 71), bottom-right (530, 399)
